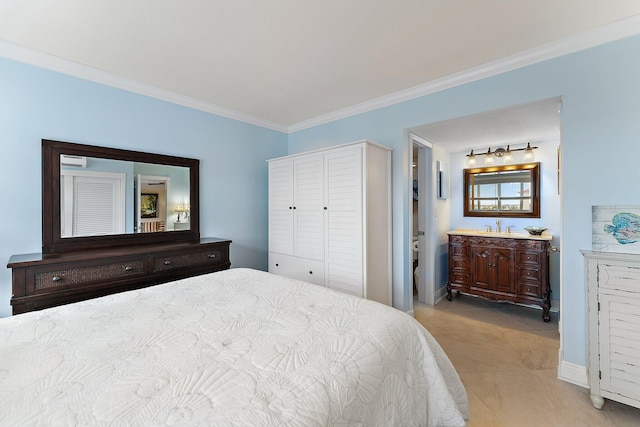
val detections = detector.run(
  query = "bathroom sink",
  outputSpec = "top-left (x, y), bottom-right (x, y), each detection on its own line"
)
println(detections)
top-left (447, 229), bottom-right (551, 240)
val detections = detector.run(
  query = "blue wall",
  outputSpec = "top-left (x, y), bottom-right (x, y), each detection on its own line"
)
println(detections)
top-left (0, 57), bottom-right (288, 317)
top-left (2, 33), bottom-right (640, 371)
top-left (289, 35), bottom-right (640, 368)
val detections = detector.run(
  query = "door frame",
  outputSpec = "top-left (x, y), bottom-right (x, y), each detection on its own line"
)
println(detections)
top-left (409, 133), bottom-right (435, 309)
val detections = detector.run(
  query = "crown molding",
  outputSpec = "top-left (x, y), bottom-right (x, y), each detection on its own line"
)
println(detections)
top-left (2, 13), bottom-right (640, 136)
top-left (0, 40), bottom-right (288, 133)
top-left (288, 14), bottom-right (640, 133)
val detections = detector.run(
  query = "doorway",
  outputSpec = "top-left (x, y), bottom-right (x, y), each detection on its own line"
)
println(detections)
top-left (410, 133), bottom-right (434, 308)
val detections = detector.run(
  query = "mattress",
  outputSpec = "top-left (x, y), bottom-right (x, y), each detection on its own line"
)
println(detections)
top-left (0, 268), bottom-right (468, 426)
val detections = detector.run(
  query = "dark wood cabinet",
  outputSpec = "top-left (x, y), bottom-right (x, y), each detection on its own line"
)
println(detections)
top-left (446, 233), bottom-right (551, 321)
top-left (8, 237), bottom-right (231, 315)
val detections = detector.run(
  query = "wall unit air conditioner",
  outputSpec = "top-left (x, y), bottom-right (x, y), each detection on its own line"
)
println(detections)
top-left (60, 155), bottom-right (87, 168)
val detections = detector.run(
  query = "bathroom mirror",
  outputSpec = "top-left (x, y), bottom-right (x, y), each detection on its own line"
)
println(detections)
top-left (42, 139), bottom-right (200, 253)
top-left (464, 162), bottom-right (540, 218)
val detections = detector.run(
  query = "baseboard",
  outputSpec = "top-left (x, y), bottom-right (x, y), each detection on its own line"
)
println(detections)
top-left (434, 285), bottom-right (454, 304)
top-left (557, 357), bottom-right (589, 388)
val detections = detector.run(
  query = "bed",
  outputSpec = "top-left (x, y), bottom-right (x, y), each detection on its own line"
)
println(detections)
top-left (0, 268), bottom-right (468, 426)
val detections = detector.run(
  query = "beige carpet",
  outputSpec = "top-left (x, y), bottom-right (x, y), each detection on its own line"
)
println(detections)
top-left (414, 295), bottom-right (640, 427)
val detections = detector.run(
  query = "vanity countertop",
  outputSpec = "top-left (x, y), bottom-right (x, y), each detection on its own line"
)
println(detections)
top-left (447, 229), bottom-right (552, 241)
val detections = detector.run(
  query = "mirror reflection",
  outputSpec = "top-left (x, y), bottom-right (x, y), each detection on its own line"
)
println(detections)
top-left (60, 155), bottom-right (190, 238)
top-left (464, 163), bottom-right (540, 218)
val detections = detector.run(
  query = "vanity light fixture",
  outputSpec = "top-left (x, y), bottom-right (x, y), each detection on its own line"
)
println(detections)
top-left (503, 145), bottom-right (513, 164)
top-left (466, 142), bottom-right (538, 165)
top-left (484, 147), bottom-right (494, 165)
top-left (524, 142), bottom-right (535, 161)
top-left (467, 150), bottom-right (476, 166)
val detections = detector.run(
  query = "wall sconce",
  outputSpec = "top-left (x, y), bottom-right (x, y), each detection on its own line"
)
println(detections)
top-left (174, 205), bottom-right (185, 222)
top-left (467, 142), bottom-right (538, 166)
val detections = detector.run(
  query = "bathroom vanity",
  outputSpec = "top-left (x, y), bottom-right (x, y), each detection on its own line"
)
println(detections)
top-left (446, 230), bottom-right (552, 321)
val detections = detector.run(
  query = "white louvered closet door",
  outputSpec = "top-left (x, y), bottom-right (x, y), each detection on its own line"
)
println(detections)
top-left (293, 155), bottom-right (325, 261)
top-left (324, 147), bottom-right (363, 297)
top-left (61, 171), bottom-right (125, 237)
top-left (268, 160), bottom-right (294, 255)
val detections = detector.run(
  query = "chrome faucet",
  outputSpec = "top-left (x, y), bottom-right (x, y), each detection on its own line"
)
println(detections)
top-left (495, 219), bottom-right (502, 233)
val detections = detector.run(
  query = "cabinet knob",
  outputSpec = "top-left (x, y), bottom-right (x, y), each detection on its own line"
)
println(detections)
top-left (275, 263), bottom-right (279, 267)
top-left (124, 266), bottom-right (133, 272)
top-left (309, 271), bottom-right (313, 275)
top-left (52, 276), bottom-right (62, 282)
top-left (324, 207), bottom-right (327, 210)
top-left (289, 206), bottom-right (292, 209)
top-left (164, 260), bottom-right (171, 266)
top-left (293, 206), bottom-right (297, 210)
top-left (208, 253), bottom-right (216, 259)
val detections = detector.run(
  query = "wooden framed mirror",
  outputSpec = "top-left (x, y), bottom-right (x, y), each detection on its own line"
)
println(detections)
top-left (42, 139), bottom-right (200, 253)
top-left (463, 162), bottom-right (540, 218)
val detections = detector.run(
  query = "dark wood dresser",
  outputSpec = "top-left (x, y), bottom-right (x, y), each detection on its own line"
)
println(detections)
top-left (8, 237), bottom-right (231, 315)
top-left (446, 232), bottom-right (551, 321)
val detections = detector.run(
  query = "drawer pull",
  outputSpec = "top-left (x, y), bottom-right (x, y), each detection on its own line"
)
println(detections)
top-left (208, 253), bottom-right (216, 259)
top-left (52, 276), bottom-right (62, 282)
top-left (124, 266), bottom-right (133, 272)
top-left (164, 260), bottom-right (171, 266)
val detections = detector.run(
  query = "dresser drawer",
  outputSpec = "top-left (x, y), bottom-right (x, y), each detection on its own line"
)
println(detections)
top-left (151, 248), bottom-right (224, 273)
top-left (450, 244), bottom-right (469, 257)
top-left (32, 258), bottom-right (145, 292)
top-left (518, 282), bottom-right (541, 298)
top-left (599, 264), bottom-right (640, 293)
top-left (450, 272), bottom-right (470, 286)
top-left (517, 251), bottom-right (541, 266)
top-left (450, 257), bottom-right (469, 272)
top-left (518, 266), bottom-right (541, 282)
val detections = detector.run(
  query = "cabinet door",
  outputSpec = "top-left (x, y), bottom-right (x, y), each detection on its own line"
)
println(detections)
top-left (324, 147), bottom-right (364, 296)
top-left (599, 290), bottom-right (640, 403)
top-left (471, 247), bottom-right (493, 290)
top-left (471, 246), bottom-right (514, 294)
top-left (492, 248), bottom-right (515, 294)
top-left (293, 155), bottom-right (325, 261)
top-left (268, 160), bottom-right (294, 255)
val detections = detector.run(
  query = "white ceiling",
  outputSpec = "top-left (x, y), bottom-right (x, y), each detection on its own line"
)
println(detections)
top-left (411, 96), bottom-right (562, 153)
top-left (1, 1), bottom-right (640, 131)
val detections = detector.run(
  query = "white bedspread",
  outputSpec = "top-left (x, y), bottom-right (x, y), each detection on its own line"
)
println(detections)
top-left (0, 268), bottom-right (468, 426)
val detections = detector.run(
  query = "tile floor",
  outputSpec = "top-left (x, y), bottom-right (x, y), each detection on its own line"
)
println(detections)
top-left (413, 295), bottom-right (640, 427)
